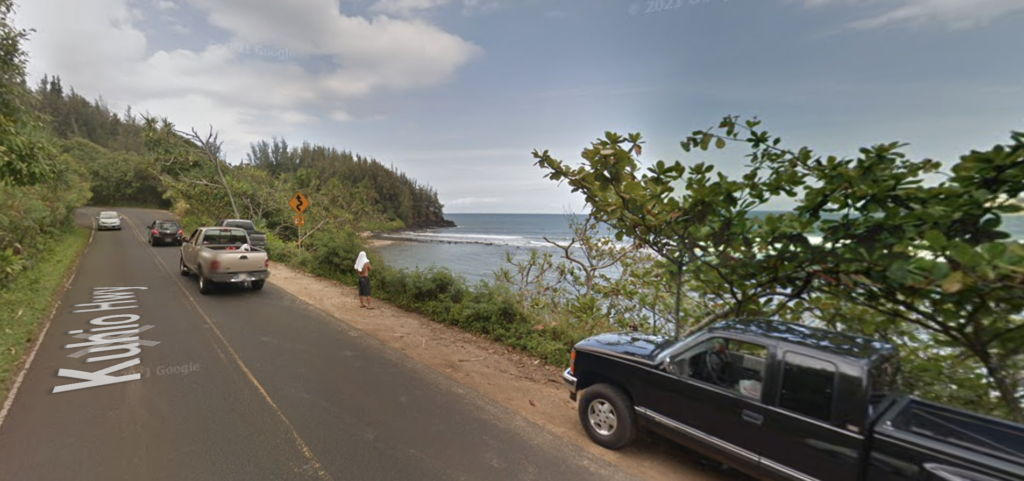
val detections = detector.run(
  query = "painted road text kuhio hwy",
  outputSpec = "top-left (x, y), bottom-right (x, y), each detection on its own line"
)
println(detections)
top-left (53, 287), bottom-right (154, 393)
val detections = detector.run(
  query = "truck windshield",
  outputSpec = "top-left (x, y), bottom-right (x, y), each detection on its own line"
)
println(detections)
top-left (225, 221), bottom-right (254, 230)
top-left (203, 229), bottom-right (248, 245)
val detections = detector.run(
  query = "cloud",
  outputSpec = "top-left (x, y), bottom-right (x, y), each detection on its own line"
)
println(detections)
top-left (16, 0), bottom-right (482, 160)
top-left (370, 0), bottom-right (455, 16)
top-left (796, 0), bottom-right (1024, 30)
top-left (329, 110), bottom-right (353, 122)
top-left (446, 197), bottom-right (504, 206)
top-left (526, 85), bottom-right (655, 99)
top-left (156, 0), bottom-right (178, 10)
top-left (368, 0), bottom-right (499, 17)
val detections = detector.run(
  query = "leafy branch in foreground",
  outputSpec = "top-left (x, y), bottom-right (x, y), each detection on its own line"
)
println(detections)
top-left (533, 117), bottom-right (1024, 421)
top-left (495, 213), bottom-right (680, 334)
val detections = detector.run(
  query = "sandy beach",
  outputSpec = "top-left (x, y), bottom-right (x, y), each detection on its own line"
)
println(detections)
top-left (360, 231), bottom-right (398, 249)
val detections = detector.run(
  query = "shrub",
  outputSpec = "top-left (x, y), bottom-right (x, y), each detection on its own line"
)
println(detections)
top-left (263, 231), bottom-right (303, 265)
top-left (305, 225), bottom-right (366, 283)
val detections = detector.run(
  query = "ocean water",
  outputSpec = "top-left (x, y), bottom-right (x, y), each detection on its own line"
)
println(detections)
top-left (373, 214), bottom-right (601, 285)
top-left (372, 213), bottom-right (1024, 286)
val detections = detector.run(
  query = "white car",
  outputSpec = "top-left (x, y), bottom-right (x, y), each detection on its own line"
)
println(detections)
top-left (96, 211), bottom-right (122, 230)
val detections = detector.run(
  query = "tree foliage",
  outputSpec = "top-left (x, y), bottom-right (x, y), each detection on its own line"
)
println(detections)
top-left (533, 116), bottom-right (1024, 421)
top-left (246, 138), bottom-right (450, 229)
top-left (494, 213), bottom-right (679, 334)
top-left (0, 1), bottom-right (60, 187)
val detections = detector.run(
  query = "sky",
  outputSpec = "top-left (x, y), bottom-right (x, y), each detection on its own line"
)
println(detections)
top-left (13, 0), bottom-right (1024, 214)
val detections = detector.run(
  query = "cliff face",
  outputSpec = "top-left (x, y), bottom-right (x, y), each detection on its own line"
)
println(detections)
top-left (411, 217), bottom-right (457, 229)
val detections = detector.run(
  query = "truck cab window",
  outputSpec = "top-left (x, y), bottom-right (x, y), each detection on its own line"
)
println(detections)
top-left (779, 352), bottom-right (838, 423)
top-left (670, 337), bottom-right (768, 400)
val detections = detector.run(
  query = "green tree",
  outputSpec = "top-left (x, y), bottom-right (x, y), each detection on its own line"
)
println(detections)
top-left (0, 0), bottom-right (60, 187)
top-left (533, 116), bottom-right (1024, 421)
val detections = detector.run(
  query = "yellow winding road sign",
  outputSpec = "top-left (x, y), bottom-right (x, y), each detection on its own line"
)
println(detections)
top-left (289, 192), bottom-right (310, 214)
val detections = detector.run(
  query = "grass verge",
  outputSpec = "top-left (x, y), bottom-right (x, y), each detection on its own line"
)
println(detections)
top-left (0, 227), bottom-right (90, 403)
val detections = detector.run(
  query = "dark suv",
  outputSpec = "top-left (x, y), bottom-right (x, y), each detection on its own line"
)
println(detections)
top-left (148, 220), bottom-right (184, 246)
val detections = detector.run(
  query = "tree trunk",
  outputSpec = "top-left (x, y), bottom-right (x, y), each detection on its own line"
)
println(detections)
top-left (213, 156), bottom-right (240, 218)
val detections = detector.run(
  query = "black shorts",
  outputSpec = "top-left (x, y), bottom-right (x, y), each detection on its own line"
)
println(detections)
top-left (358, 276), bottom-right (371, 296)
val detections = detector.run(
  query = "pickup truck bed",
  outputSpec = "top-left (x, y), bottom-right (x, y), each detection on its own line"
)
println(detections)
top-left (869, 396), bottom-right (1024, 481)
top-left (180, 227), bottom-right (270, 295)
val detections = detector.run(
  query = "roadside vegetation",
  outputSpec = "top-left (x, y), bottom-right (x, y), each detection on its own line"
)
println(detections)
top-left (0, 228), bottom-right (88, 402)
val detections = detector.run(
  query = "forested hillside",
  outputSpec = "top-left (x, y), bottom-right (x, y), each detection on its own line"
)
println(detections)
top-left (1, 16), bottom-right (453, 291)
top-left (31, 74), bottom-right (452, 230)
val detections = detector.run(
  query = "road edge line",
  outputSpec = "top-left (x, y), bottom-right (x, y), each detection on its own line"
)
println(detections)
top-left (0, 227), bottom-right (90, 432)
top-left (176, 290), bottom-right (335, 481)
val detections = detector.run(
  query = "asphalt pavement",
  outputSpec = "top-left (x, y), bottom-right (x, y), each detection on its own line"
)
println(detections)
top-left (0, 207), bottom-right (640, 481)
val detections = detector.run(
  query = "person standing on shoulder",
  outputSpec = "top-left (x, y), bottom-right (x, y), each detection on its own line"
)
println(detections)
top-left (355, 251), bottom-right (373, 309)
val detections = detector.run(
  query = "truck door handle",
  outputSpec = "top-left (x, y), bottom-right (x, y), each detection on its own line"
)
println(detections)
top-left (742, 410), bottom-right (763, 425)
top-left (239, 255), bottom-right (248, 259)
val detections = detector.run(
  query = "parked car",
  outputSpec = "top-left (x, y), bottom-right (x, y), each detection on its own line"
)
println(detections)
top-left (148, 219), bottom-right (184, 246)
top-left (563, 318), bottom-right (1024, 481)
top-left (213, 219), bottom-right (266, 249)
top-left (96, 211), bottom-right (122, 230)
top-left (179, 227), bottom-right (269, 295)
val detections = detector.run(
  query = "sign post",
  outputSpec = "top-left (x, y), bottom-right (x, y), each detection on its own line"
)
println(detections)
top-left (289, 192), bottom-right (310, 247)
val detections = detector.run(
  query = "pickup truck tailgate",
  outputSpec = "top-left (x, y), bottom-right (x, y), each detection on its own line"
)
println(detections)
top-left (213, 251), bottom-right (267, 272)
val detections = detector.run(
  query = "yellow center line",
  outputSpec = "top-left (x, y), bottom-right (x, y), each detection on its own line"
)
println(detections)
top-left (124, 212), bottom-right (335, 481)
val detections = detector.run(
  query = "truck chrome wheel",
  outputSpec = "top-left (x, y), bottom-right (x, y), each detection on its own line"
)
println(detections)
top-left (197, 268), bottom-right (213, 295)
top-left (588, 399), bottom-right (618, 435)
top-left (578, 383), bottom-right (636, 450)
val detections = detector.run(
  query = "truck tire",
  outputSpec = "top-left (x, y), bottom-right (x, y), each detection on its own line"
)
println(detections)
top-left (251, 280), bottom-right (265, 291)
top-left (197, 268), bottom-right (213, 295)
top-left (578, 383), bottom-right (637, 450)
top-left (179, 257), bottom-right (190, 276)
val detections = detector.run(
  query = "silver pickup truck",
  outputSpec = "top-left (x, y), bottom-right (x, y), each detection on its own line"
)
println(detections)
top-left (179, 227), bottom-right (270, 295)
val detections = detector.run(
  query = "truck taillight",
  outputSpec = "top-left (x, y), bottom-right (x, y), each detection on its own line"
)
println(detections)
top-left (570, 349), bottom-right (576, 375)
top-left (265, 259), bottom-right (269, 268)
top-left (210, 260), bottom-right (221, 272)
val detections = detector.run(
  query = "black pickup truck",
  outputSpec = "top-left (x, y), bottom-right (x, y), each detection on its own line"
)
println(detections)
top-left (214, 219), bottom-right (266, 249)
top-left (563, 318), bottom-right (1024, 481)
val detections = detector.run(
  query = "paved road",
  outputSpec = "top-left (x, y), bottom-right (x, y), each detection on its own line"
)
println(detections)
top-left (0, 207), bottom-right (640, 481)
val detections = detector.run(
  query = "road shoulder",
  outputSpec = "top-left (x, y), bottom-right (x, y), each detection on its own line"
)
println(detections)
top-left (266, 262), bottom-right (743, 481)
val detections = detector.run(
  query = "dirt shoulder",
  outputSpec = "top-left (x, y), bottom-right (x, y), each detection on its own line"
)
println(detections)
top-left (266, 261), bottom-right (749, 481)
